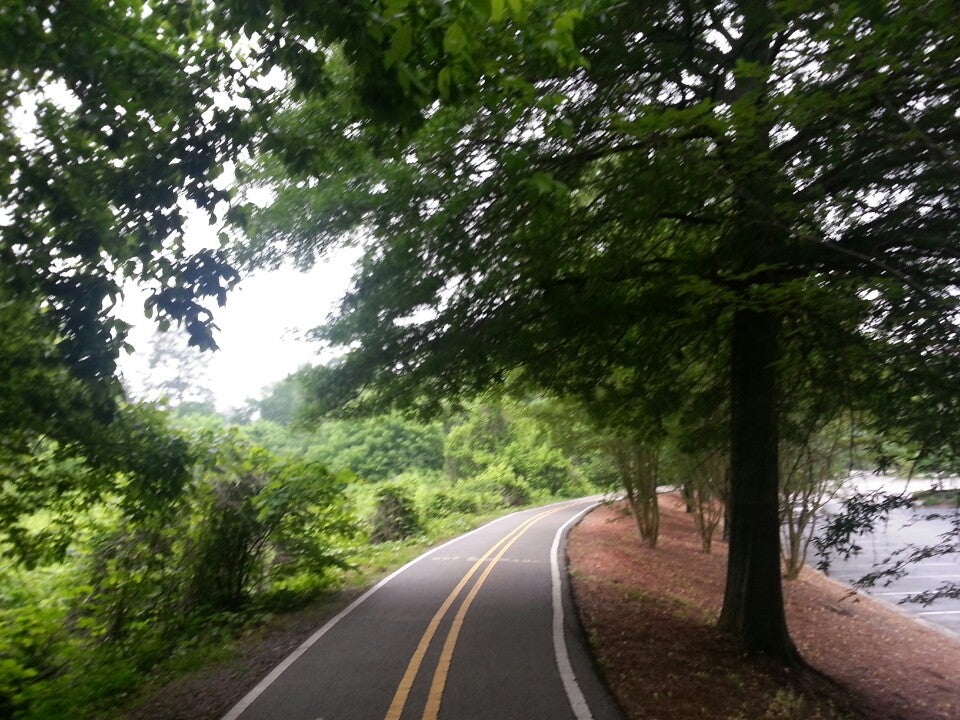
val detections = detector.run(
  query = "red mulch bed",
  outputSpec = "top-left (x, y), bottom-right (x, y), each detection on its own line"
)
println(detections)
top-left (567, 496), bottom-right (960, 720)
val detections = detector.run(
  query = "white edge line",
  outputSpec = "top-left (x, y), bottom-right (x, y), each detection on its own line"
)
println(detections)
top-left (220, 497), bottom-right (596, 720)
top-left (551, 502), bottom-right (599, 720)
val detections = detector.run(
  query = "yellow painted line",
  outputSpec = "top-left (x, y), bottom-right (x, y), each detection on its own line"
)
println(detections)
top-left (419, 510), bottom-right (553, 720)
top-left (383, 507), bottom-right (561, 720)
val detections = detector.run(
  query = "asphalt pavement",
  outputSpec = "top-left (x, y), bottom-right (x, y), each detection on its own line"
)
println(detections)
top-left (816, 505), bottom-right (960, 637)
top-left (221, 498), bottom-right (625, 720)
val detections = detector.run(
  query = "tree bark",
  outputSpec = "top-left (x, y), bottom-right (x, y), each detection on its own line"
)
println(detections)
top-left (717, 306), bottom-right (800, 664)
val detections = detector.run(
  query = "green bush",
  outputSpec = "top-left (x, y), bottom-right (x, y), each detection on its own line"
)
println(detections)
top-left (370, 483), bottom-right (423, 542)
top-left (0, 576), bottom-right (70, 718)
top-left (506, 442), bottom-right (577, 495)
top-left (465, 463), bottom-right (529, 507)
top-left (499, 477), bottom-right (533, 507)
top-left (426, 488), bottom-right (483, 517)
top-left (82, 517), bottom-right (186, 644)
top-left (307, 415), bottom-right (444, 482)
top-left (186, 476), bottom-right (262, 613)
top-left (186, 442), bottom-right (356, 614)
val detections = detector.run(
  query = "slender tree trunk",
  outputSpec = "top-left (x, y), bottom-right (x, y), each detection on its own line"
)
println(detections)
top-left (612, 439), bottom-right (661, 548)
top-left (718, 307), bottom-right (800, 665)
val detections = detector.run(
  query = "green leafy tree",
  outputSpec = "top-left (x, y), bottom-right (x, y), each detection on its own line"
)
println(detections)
top-left (235, 0), bottom-right (960, 664)
top-left (309, 414), bottom-right (445, 482)
top-left (1, 385), bottom-right (193, 567)
top-left (370, 482), bottom-right (422, 543)
top-left (186, 439), bottom-right (355, 613)
top-left (670, 444), bottom-right (729, 555)
top-left (519, 396), bottom-right (621, 490)
top-left (664, 365), bottom-right (732, 552)
top-left (608, 436), bottom-right (664, 549)
top-left (2, 1), bottom-right (252, 372)
top-left (443, 398), bottom-right (581, 495)
top-left (254, 373), bottom-right (307, 425)
top-left (779, 419), bottom-right (847, 580)
top-left (1, 295), bottom-right (190, 536)
top-left (1, 2), bottom-right (260, 536)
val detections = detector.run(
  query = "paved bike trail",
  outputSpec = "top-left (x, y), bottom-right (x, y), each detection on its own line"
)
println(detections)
top-left (221, 498), bottom-right (624, 720)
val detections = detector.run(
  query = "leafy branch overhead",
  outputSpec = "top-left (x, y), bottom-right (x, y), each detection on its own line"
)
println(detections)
top-left (1, 2), bottom-right (252, 389)
top-left (243, 1), bottom-right (960, 425)
top-left (236, 0), bottom-right (960, 663)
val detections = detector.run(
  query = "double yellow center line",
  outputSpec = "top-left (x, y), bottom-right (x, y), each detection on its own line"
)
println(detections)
top-left (383, 506), bottom-right (563, 720)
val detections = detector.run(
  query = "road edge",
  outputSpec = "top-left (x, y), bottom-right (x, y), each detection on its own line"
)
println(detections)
top-left (551, 503), bottom-right (598, 719)
top-left (556, 499), bottom-right (629, 720)
top-left (219, 497), bottom-right (594, 720)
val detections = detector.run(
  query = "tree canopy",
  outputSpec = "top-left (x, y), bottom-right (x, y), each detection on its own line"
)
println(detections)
top-left (4, 0), bottom-right (960, 666)
top-left (2, 2), bottom-right (252, 408)
top-left (238, 0), bottom-right (960, 661)
top-left (245, 0), bottom-right (959, 422)
top-left (0, 1), bottom-right (266, 564)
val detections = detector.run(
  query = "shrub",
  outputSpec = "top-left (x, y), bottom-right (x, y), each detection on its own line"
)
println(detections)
top-left (499, 477), bottom-right (532, 507)
top-left (0, 572), bottom-right (72, 718)
top-left (186, 475), bottom-right (262, 613)
top-left (186, 444), bottom-right (356, 613)
top-left (83, 518), bottom-right (186, 643)
top-left (425, 488), bottom-right (482, 518)
top-left (370, 483), bottom-right (423, 542)
top-left (466, 463), bottom-right (528, 506)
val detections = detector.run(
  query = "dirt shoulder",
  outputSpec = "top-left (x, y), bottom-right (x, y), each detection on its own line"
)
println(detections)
top-left (120, 586), bottom-right (368, 720)
top-left (567, 496), bottom-right (960, 720)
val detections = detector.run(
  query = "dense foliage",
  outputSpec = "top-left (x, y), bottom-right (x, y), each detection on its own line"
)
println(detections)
top-left (236, 0), bottom-right (960, 662)
top-left (0, 390), bottom-right (602, 718)
top-left (1, 2), bottom-right (254, 552)
top-left (3, 1), bottom-right (959, 711)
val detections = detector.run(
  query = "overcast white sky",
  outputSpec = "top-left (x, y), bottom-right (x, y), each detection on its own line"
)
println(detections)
top-left (118, 255), bottom-right (356, 410)
top-left (117, 205), bottom-right (360, 411)
top-left (119, 254), bottom-right (358, 410)
top-left (9, 56), bottom-right (357, 411)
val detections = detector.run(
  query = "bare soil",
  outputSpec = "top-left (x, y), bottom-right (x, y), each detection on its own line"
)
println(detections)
top-left (567, 496), bottom-right (960, 720)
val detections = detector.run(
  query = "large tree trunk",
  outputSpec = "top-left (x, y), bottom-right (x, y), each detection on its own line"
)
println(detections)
top-left (717, 307), bottom-right (800, 665)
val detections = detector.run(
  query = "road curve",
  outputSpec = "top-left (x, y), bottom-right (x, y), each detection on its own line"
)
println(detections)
top-left (221, 498), bottom-right (625, 720)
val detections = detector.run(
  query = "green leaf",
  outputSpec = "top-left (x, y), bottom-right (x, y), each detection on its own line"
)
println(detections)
top-left (520, 171), bottom-right (568, 197)
top-left (490, 0), bottom-right (505, 22)
top-left (552, 8), bottom-right (581, 36)
top-left (382, 0), bottom-right (411, 18)
top-left (442, 22), bottom-right (469, 56)
top-left (437, 66), bottom-right (453, 98)
top-left (384, 23), bottom-right (413, 68)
